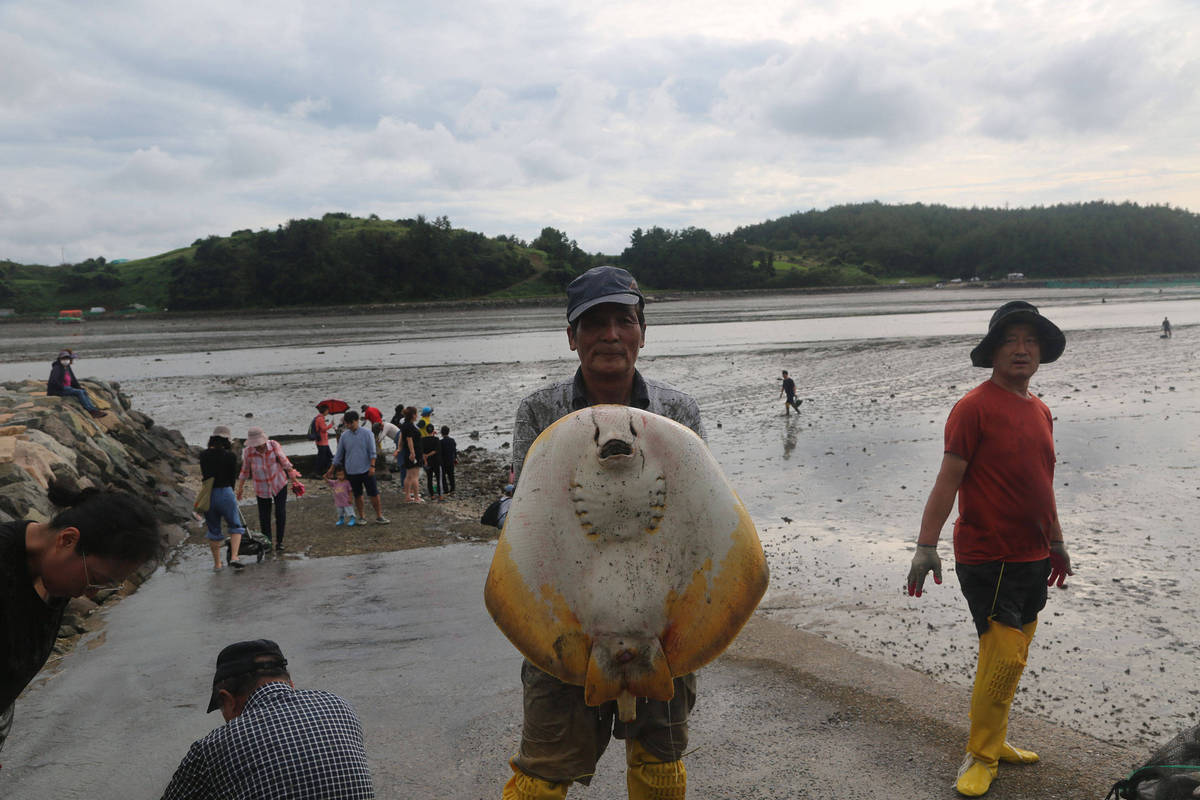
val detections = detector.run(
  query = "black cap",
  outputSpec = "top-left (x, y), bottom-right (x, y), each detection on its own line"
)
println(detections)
top-left (970, 300), bottom-right (1066, 368)
top-left (566, 266), bottom-right (644, 323)
top-left (206, 639), bottom-right (287, 712)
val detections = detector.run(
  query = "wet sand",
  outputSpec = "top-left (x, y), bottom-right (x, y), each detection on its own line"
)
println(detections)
top-left (0, 543), bottom-right (1142, 799)
top-left (2, 289), bottom-right (1197, 774)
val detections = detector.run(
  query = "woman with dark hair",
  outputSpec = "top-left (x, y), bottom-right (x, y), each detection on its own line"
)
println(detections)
top-left (0, 480), bottom-right (162, 757)
top-left (399, 406), bottom-right (423, 503)
top-left (46, 349), bottom-right (106, 419)
top-left (201, 426), bottom-right (246, 570)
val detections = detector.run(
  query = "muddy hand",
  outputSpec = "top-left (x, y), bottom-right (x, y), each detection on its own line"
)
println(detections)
top-left (906, 544), bottom-right (942, 597)
top-left (1048, 541), bottom-right (1073, 588)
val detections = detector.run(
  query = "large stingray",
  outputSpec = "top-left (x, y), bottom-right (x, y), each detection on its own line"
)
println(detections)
top-left (485, 405), bottom-right (769, 721)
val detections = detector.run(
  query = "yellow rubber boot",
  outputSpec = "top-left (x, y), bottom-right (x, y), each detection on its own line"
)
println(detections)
top-left (998, 620), bottom-right (1040, 765)
top-left (626, 739), bottom-right (687, 800)
top-left (501, 762), bottom-right (569, 800)
top-left (956, 620), bottom-right (1031, 797)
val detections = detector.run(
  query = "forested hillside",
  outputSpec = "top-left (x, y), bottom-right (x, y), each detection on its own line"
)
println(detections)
top-left (3, 201), bottom-right (1199, 314)
top-left (167, 214), bottom-right (536, 310)
top-left (734, 201), bottom-right (1200, 281)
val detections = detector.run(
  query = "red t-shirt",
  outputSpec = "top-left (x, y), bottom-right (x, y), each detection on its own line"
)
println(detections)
top-left (946, 380), bottom-right (1057, 565)
top-left (362, 407), bottom-right (383, 424)
top-left (314, 414), bottom-right (330, 446)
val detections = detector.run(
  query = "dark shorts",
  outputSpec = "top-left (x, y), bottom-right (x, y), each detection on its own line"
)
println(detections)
top-left (346, 472), bottom-right (378, 498)
top-left (512, 660), bottom-right (696, 785)
top-left (956, 559), bottom-right (1051, 637)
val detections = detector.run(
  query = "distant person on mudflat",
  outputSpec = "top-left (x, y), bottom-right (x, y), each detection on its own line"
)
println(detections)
top-left (389, 404), bottom-right (404, 427)
top-left (201, 426), bottom-right (246, 570)
top-left (439, 426), bottom-right (457, 494)
top-left (906, 300), bottom-right (1074, 798)
top-left (160, 639), bottom-right (374, 800)
top-left (236, 427), bottom-right (300, 552)
top-left (371, 421), bottom-right (401, 474)
top-left (46, 349), bottom-right (107, 419)
top-left (420, 412), bottom-right (444, 501)
top-left (399, 407), bottom-right (423, 503)
top-left (325, 411), bottom-right (389, 524)
top-left (1162, 317), bottom-right (1172, 338)
top-left (312, 403), bottom-right (334, 478)
top-left (360, 404), bottom-right (383, 426)
top-left (1, 481), bottom-right (161, 762)
top-left (326, 468), bottom-right (355, 527)
top-left (778, 369), bottom-right (801, 415)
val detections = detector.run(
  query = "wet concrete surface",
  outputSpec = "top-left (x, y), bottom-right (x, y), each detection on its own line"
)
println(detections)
top-left (1, 542), bottom-right (1139, 799)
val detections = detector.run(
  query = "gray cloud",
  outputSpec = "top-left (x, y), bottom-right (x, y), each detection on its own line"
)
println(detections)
top-left (1, 0), bottom-right (1199, 264)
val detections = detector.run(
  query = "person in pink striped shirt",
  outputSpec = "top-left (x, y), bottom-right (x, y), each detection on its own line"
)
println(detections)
top-left (235, 427), bottom-right (299, 552)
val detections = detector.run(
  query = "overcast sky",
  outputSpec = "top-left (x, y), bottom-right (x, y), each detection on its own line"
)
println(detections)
top-left (2, 0), bottom-right (1198, 265)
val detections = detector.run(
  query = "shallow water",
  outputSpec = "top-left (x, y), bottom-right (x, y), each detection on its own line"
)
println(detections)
top-left (2, 286), bottom-right (1199, 747)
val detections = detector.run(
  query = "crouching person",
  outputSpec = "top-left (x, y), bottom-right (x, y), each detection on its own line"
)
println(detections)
top-left (160, 639), bottom-right (374, 799)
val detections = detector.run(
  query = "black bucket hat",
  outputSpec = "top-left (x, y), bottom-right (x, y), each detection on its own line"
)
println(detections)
top-left (970, 300), bottom-right (1065, 368)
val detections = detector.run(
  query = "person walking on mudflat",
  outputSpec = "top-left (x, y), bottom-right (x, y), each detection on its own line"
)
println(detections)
top-left (778, 369), bottom-right (801, 414)
top-left (906, 300), bottom-right (1074, 797)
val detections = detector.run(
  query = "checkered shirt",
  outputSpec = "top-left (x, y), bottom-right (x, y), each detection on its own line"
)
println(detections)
top-left (161, 682), bottom-right (373, 800)
top-left (239, 441), bottom-right (294, 498)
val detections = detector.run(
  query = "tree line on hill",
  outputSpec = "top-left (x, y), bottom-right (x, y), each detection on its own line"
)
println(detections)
top-left (166, 213), bottom-right (535, 310)
top-left (4, 201), bottom-right (1200, 313)
top-left (732, 200), bottom-right (1200, 281)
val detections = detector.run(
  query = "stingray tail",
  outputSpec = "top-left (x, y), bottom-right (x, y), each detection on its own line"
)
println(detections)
top-left (584, 635), bottom-right (675, 721)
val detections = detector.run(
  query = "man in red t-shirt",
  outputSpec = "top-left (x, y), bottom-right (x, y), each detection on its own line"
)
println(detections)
top-left (906, 300), bottom-right (1074, 798)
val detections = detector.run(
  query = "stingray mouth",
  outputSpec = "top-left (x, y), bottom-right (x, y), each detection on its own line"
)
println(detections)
top-left (599, 439), bottom-right (633, 459)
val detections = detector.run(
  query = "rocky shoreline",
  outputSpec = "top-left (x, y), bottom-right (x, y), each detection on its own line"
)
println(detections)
top-left (0, 377), bottom-right (198, 661)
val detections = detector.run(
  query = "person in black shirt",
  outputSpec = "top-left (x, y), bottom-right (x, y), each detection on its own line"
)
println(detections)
top-left (200, 425), bottom-right (247, 570)
top-left (0, 481), bottom-right (161, 762)
top-left (779, 369), bottom-right (801, 415)
top-left (439, 426), bottom-right (457, 494)
top-left (420, 418), bottom-right (443, 501)
top-left (399, 407), bottom-right (423, 503)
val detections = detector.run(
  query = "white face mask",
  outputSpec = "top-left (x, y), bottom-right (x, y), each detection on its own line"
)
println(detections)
top-left (59, 358), bottom-right (71, 365)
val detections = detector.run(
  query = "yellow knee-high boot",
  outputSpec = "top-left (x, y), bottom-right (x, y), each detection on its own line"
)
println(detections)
top-left (502, 761), bottom-right (570, 800)
top-left (626, 739), bottom-right (686, 800)
top-left (956, 620), bottom-right (1032, 797)
top-left (997, 621), bottom-right (1040, 766)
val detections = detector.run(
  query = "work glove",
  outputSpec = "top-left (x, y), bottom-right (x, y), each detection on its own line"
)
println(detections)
top-left (906, 544), bottom-right (942, 597)
top-left (1048, 541), bottom-right (1073, 588)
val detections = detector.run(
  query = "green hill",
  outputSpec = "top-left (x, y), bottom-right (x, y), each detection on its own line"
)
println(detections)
top-left (3, 201), bottom-right (1200, 314)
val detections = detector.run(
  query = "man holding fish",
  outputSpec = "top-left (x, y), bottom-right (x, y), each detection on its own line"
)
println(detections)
top-left (499, 266), bottom-right (704, 800)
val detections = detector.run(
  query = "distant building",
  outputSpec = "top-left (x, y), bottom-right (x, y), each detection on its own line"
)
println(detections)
top-left (0, 308), bottom-right (15, 318)
top-left (1006, 272), bottom-right (1025, 280)
top-left (88, 306), bottom-right (107, 314)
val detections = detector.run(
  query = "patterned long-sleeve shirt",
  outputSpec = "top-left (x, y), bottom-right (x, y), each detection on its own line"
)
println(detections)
top-left (238, 441), bottom-right (294, 498)
top-left (511, 367), bottom-right (704, 485)
top-left (160, 682), bottom-right (373, 800)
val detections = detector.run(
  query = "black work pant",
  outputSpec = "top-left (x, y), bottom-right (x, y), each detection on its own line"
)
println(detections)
top-left (315, 444), bottom-right (333, 476)
top-left (256, 486), bottom-right (287, 544)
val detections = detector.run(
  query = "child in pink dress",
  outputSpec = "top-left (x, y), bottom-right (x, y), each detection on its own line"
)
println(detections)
top-left (326, 469), bottom-right (356, 526)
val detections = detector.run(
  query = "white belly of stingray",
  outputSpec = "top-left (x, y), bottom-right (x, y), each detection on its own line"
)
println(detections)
top-left (485, 405), bottom-right (769, 720)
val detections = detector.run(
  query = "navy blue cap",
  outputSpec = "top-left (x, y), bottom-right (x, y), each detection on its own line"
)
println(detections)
top-left (207, 639), bottom-right (287, 712)
top-left (566, 266), bottom-right (644, 323)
